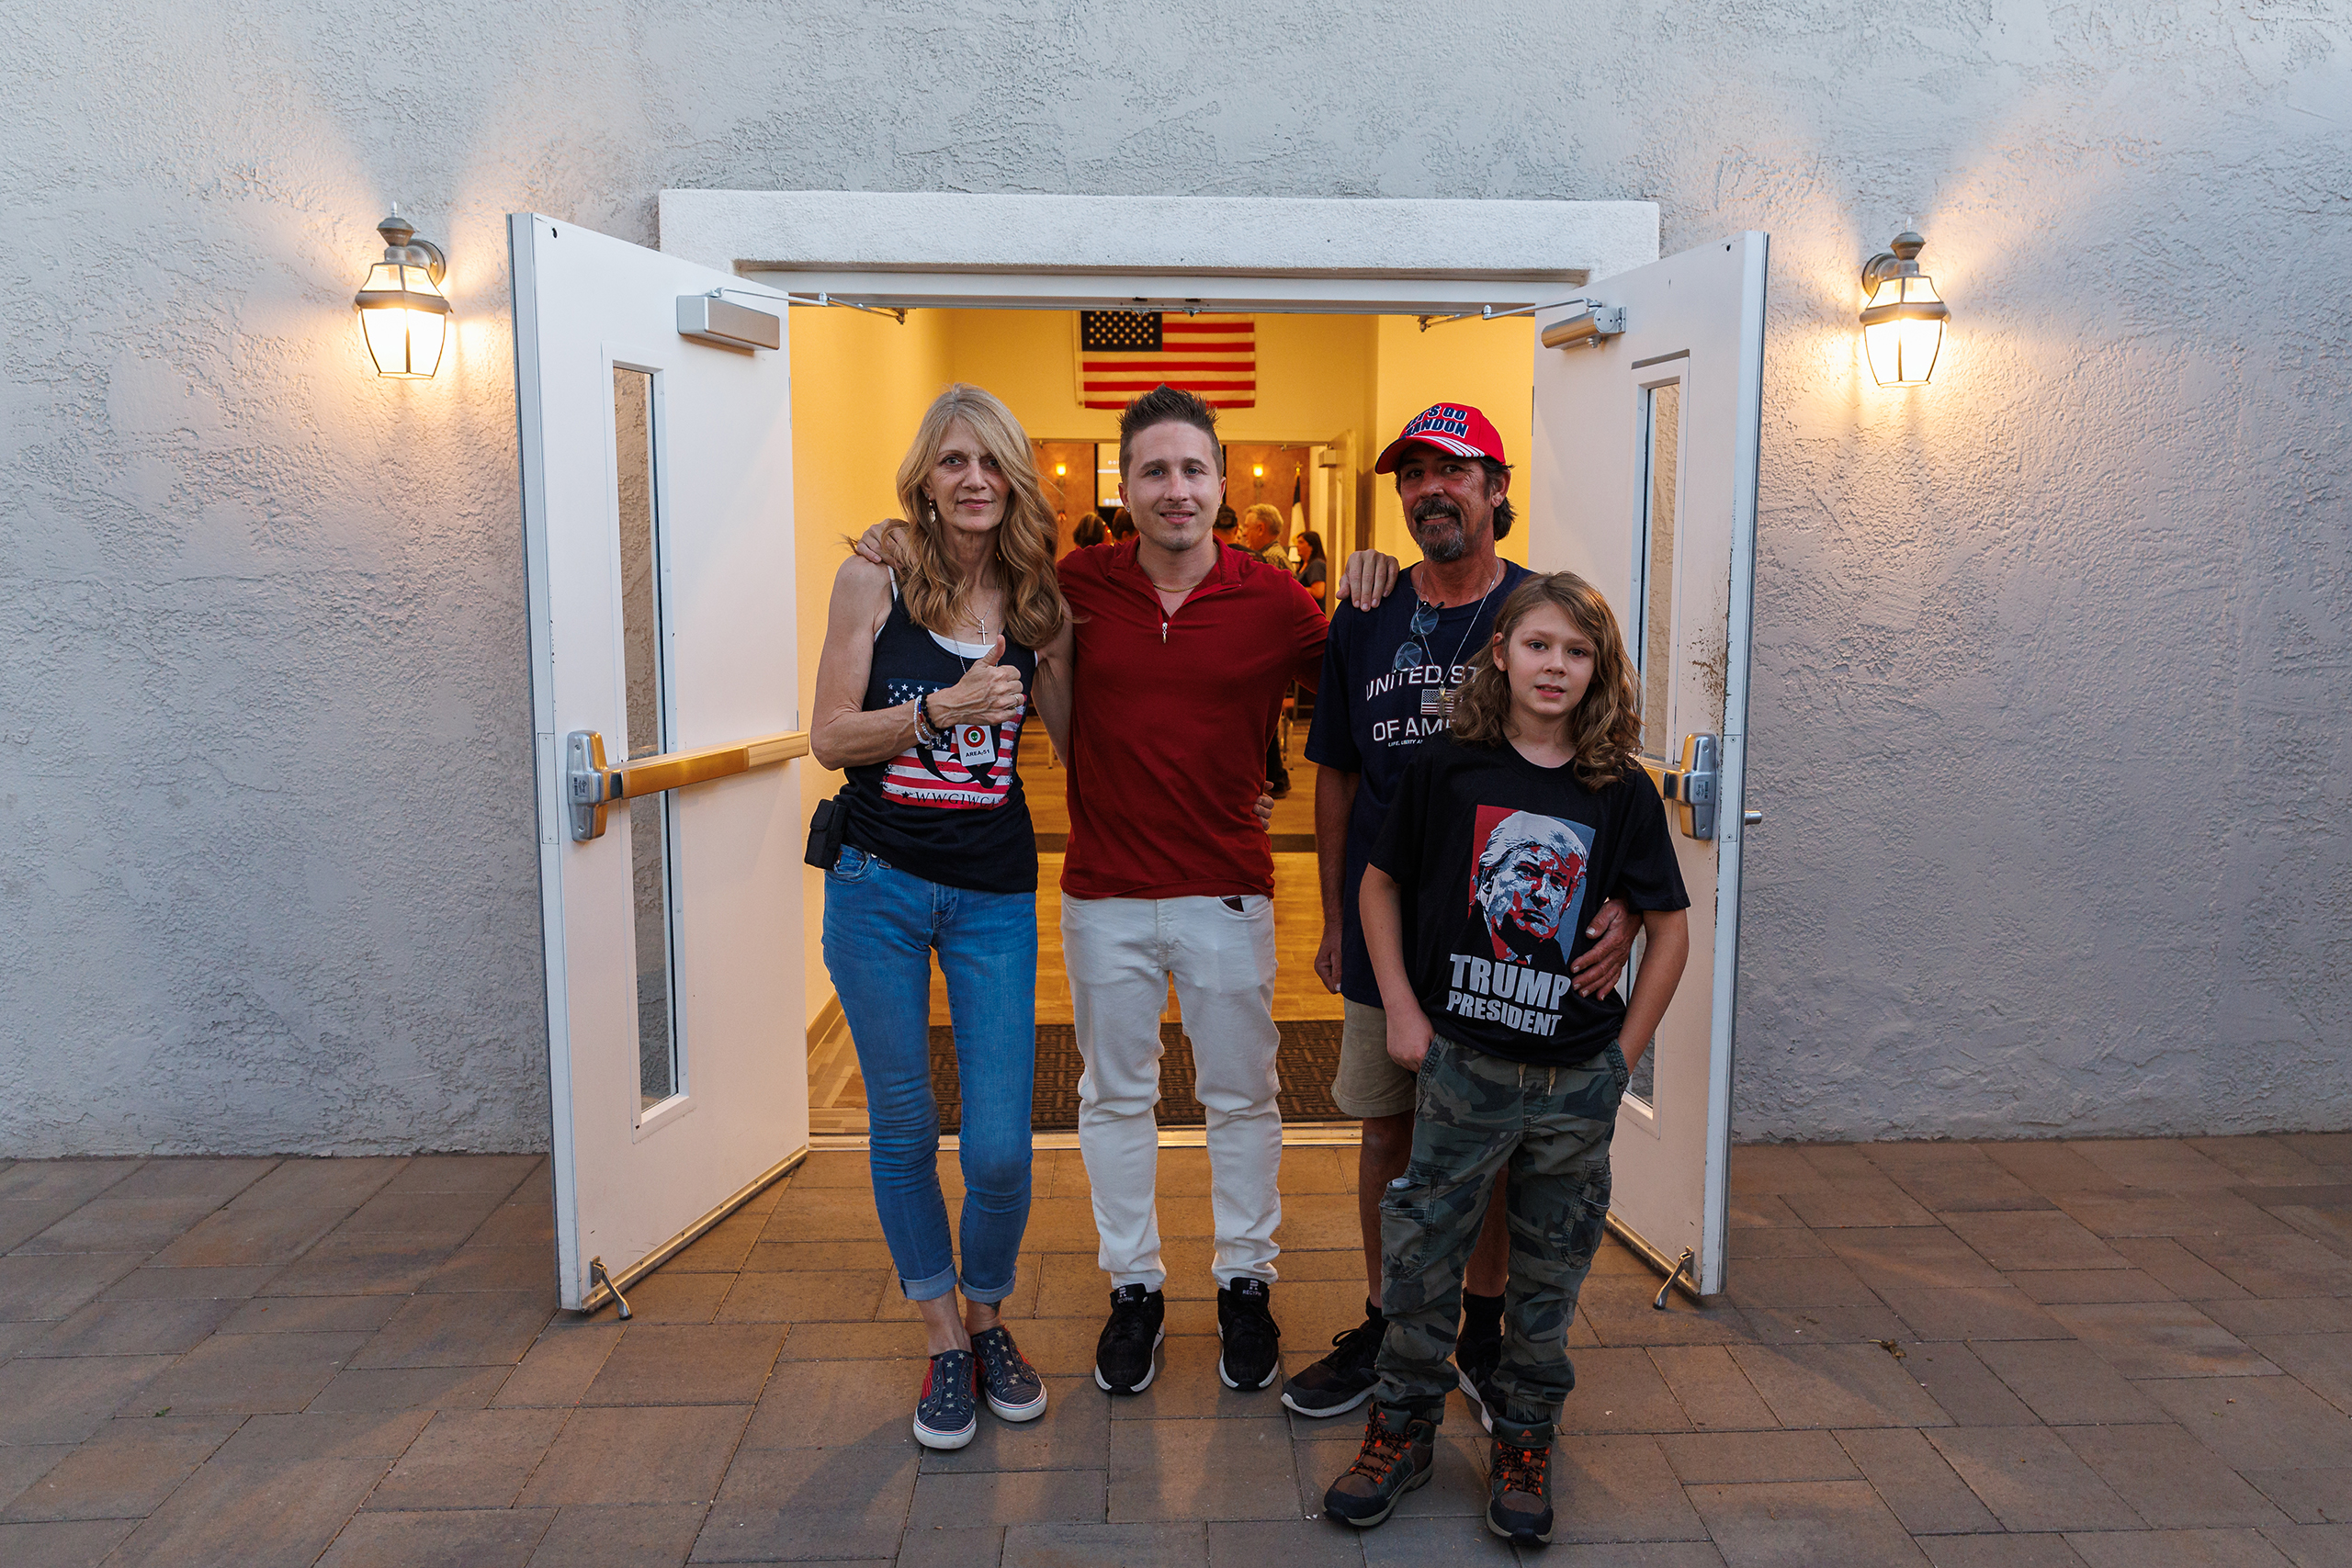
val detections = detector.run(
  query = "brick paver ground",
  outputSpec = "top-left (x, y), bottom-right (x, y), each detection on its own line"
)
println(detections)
top-left (0, 1134), bottom-right (2347, 1565)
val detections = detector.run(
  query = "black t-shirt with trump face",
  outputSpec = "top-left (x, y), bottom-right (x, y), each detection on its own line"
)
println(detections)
top-left (1367, 735), bottom-right (1690, 1066)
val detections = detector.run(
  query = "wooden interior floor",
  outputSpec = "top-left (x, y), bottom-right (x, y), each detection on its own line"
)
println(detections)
top-left (811, 711), bottom-right (1338, 1134)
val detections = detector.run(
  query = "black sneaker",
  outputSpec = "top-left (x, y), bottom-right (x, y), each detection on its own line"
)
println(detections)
top-left (1322, 1404), bottom-right (1435, 1529)
top-left (1487, 1429), bottom-right (1555, 1545)
top-left (912, 1348), bottom-right (978, 1450)
top-left (1281, 1304), bottom-right (1385, 1417)
top-left (971, 1325), bottom-right (1046, 1423)
top-left (1455, 1323), bottom-right (1502, 1433)
top-left (1094, 1285), bottom-right (1165, 1395)
top-left (1216, 1278), bottom-right (1281, 1390)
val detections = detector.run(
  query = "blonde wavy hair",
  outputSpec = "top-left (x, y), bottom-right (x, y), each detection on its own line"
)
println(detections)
top-left (1448, 572), bottom-right (1640, 788)
top-left (888, 384), bottom-right (1069, 649)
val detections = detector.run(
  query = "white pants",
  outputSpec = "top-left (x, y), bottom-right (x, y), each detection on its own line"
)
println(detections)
top-left (1061, 893), bottom-right (1283, 1291)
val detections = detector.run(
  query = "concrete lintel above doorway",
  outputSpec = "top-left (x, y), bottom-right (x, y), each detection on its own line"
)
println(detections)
top-left (657, 189), bottom-right (1661, 313)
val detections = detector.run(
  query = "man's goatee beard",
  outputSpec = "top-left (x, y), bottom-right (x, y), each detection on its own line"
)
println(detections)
top-left (1417, 525), bottom-right (1468, 563)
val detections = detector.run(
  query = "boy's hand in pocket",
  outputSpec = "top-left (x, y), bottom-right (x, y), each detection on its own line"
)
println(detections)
top-left (1385, 1006), bottom-right (1433, 1072)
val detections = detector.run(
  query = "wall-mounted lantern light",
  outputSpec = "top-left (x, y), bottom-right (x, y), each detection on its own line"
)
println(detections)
top-left (355, 208), bottom-right (450, 378)
top-left (1860, 230), bottom-right (1947, 387)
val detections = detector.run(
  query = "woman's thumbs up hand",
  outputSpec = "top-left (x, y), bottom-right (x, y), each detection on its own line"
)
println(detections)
top-left (933, 635), bottom-right (1023, 727)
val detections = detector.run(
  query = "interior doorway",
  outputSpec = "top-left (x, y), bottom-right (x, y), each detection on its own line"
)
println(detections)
top-left (791, 305), bottom-right (1540, 1138)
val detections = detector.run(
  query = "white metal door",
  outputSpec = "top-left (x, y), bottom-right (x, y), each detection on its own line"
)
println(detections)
top-left (510, 214), bottom-right (808, 1312)
top-left (1526, 233), bottom-right (1767, 1298)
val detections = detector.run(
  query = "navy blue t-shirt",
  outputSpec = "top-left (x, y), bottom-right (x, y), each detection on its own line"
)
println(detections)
top-left (1303, 562), bottom-right (1531, 1005)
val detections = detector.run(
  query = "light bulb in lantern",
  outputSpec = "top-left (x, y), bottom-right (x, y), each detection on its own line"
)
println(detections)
top-left (1860, 230), bottom-right (1948, 387)
top-left (355, 209), bottom-right (451, 378)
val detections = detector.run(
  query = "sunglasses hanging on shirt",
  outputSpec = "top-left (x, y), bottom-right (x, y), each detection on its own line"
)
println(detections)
top-left (1389, 568), bottom-right (1503, 712)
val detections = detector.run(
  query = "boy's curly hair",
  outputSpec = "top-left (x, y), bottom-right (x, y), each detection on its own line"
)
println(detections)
top-left (1447, 572), bottom-right (1641, 788)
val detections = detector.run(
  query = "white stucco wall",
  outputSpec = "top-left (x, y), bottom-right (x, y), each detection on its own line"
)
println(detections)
top-left (3, 3), bottom-right (2346, 1154)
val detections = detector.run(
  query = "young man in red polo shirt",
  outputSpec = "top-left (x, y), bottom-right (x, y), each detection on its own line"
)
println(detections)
top-left (1060, 386), bottom-right (1329, 1396)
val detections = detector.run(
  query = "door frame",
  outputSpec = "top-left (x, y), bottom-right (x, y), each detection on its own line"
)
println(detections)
top-left (660, 190), bottom-right (1660, 313)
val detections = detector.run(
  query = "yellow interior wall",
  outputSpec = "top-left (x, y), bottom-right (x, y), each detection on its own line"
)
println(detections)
top-left (1369, 315), bottom-right (1537, 566)
top-left (940, 308), bottom-right (1379, 472)
top-left (786, 303), bottom-right (954, 1028)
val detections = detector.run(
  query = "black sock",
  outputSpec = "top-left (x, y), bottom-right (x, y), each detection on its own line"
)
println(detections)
top-left (1462, 1290), bottom-right (1504, 1342)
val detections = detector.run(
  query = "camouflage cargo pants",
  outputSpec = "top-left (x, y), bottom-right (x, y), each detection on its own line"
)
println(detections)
top-left (1373, 1032), bottom-right (1628, 1433)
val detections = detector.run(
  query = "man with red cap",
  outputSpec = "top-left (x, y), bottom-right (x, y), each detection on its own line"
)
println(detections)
top-left (1281, 403), bottom-right (1636, 1423)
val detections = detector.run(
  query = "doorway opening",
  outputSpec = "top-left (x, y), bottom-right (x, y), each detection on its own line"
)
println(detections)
top-left (791, 304), bottom-right (1539, 1138)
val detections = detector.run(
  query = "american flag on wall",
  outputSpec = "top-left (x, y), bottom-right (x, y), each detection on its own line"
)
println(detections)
top-left (1077, 311), bottom-right (1256, 410)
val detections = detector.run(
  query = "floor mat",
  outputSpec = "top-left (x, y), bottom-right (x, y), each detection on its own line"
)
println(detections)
top-left (928, 1021), bottom-right (1346, 1133)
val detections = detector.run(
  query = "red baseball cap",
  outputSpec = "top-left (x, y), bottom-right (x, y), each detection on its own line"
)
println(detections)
top-left (1374, 402), bottom-right (1508, 474)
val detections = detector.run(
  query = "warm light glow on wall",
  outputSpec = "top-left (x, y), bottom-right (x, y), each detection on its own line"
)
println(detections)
top-left (355, 209), bottom-right (451, 378)
top-left (1860, 230), bottom-right (1948, 387)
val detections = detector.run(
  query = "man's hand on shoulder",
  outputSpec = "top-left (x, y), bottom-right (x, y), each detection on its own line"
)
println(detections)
top-left (1331, 550), bottom-right (1402, 611)
top-left (849, 519), bottom-right (910, 569)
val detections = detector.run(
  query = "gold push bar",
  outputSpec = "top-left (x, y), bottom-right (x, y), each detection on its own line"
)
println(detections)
top-left (566, 728), bottom-right (809, 841)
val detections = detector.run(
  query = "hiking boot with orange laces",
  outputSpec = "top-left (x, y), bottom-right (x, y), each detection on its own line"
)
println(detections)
top-left (1321, 1404), bottom-right (1435, 1529)
top-left (1486, 1427), bottom-right (1555, 1546)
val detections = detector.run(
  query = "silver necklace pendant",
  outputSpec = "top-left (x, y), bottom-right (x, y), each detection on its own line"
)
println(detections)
top-left (1413, 562), bottom-right (1501, 689)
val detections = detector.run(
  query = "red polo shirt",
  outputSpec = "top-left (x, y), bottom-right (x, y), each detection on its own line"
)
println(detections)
top-left (1058, 540), bottom-right (1327, 899)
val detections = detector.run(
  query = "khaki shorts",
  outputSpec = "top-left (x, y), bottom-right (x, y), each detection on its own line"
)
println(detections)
top-left (1330, 998), bottom-right (1419, 1119)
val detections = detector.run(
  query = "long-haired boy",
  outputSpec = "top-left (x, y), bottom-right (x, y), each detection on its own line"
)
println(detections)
top-left (1322, 572), bottom-right (1691, 1548)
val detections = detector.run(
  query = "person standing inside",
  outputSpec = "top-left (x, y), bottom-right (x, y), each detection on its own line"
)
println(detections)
top-left (1059, 387), bottom-right (1329, 1397)
top-left (809, 384), bottom-right (1070, 1451)
top-left (1282, 405), bottom-right (1635, 1424)
top-left (1244, 503), bottom-right (1292, 571)
top-left (1321, 572), bottom-right (1690, 1546)
top-left (1293, 528), bottom-right (1329, 614)
top-left (1240, 504), bottom-right (1301, 795)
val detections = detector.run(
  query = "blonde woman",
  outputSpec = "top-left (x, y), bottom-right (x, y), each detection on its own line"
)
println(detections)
top-left (810, 384), bottom-right (1073, 1451)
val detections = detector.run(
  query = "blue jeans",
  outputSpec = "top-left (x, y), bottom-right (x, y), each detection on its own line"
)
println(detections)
top-left (820, 844), bottom-right (1037, 1303)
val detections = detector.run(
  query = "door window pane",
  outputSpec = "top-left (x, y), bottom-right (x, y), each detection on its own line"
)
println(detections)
top-left (1620, 930), bottom-right (1658, 1106)
top-left (614, 367), bottom-right (679, 1109)
top-left (1095, 444), bottom-right (1122, 512)
top-left (1635, 383), bottom-right (1680, 760)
